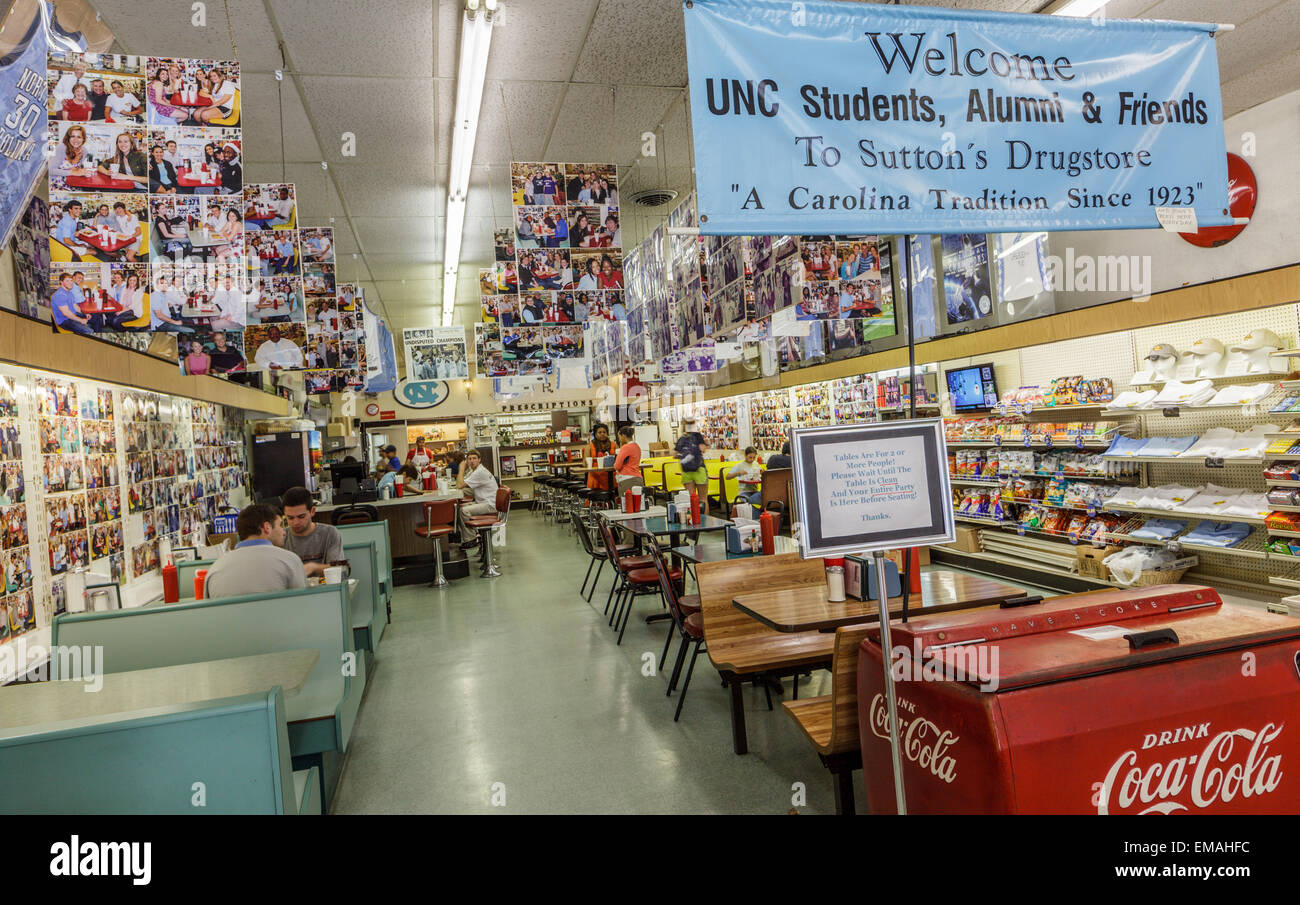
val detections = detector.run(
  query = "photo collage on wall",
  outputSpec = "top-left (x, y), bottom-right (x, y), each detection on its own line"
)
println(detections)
top-left (476, 161), bottom-right (622, 376)
top-left (47, 52), bottom-right (245, 356)
top-left (0, 376), bottom-right (33, 643)
top-left (11, 196), bottom-right (51, 322)
top-left (242, 182), bottom-right (305, 372)
top-left (794, 235), bottom-right (896, 345)
top-left (940, 233), bottom-right (993, 328)
top-left (298, 228), bottom-right (355, 393)
top-left (0, 366), bottom-right (251, 647)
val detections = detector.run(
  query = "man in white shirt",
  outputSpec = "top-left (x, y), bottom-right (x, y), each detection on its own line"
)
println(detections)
top-left (111, 202), bottom-right (142, 262)
top-left (104, 81), bottom-right (143, 121)
top-left (268, 188), bottom-right (294, 228)
top-left (163, 140), bottom-right (180, 167)
top-left (210, 275), bottom-right (244, 330)
top-left (455, 449), bottom-right (499, 548)
top-left (253, 325), bottom-right (304, 370)
top-left (53, 62), bottom-right (92, 103)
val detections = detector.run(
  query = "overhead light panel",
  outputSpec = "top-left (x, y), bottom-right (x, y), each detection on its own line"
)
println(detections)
top-left (442, 0), bottom-right (497, 325)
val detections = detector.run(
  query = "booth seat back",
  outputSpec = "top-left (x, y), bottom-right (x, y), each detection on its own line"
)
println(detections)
top-left (177, 558), bottom-right (217, 599)
top-left (342, 540), bottom-right (381, 651)
top-left (0, 688), bottom-right (317, 814)
top-left (336, 521), bottom-right (391, 594)
top-left (51, 584), bottom-right (362, 757)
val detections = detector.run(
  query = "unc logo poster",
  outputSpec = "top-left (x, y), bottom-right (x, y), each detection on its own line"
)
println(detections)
top-left (395, 379), bottom-right (449, 409)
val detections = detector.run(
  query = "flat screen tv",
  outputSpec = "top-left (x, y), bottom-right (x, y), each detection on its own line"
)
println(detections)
top-left (946, 363), bottom-right (998, 414)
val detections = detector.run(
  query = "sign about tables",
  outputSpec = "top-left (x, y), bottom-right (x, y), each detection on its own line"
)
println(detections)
top-left (792, 420), bottom-right (954, 558)
top-left (683, 0), bottom-right (1232, 235)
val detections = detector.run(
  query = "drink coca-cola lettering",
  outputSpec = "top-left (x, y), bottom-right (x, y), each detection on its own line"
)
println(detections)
top-left (869, 694), bottom-right (959, 784)
top-left (1096, 722), bottom-right (1285, 814)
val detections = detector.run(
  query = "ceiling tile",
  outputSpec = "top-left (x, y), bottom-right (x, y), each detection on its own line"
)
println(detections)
top-left (271, 0), bottom-right (434, 77)
top-left (92, 0), bottom-right (283, 71)
top-left (239, 72), bottom-right (323, 163)
top-left (573, 0), bottom-right (687, 86)
top-left (437, 0), bottom-right (599, 81)
top-left (298, 75), bottom-right (437, 167)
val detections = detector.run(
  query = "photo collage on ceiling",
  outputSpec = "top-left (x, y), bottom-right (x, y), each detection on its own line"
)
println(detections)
top-left (477, 162), bottom-right (622, 376)
top-left (242, 182), bottom-right (306, 372)
top-left (47, 52), bottom-right (245, 358)
top-left (300, 228), bottom-right (362, 394)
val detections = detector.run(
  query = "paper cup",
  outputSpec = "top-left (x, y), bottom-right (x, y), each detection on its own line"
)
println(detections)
top-left (323, 566), bottom-right (344, 584)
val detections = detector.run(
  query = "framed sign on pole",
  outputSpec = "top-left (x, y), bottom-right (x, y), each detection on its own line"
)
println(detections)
top-left (789, 418), bottom-right (955, 815)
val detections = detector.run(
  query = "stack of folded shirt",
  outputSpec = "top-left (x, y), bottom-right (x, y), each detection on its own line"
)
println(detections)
top-left (1208, 383), bottom-right (1274, 406)
top-left (1140, 435), bottom-right (1200, 457)
top-left (1141, 484), bottom-right (1204, 510)
top-left (1105, 389), bottom-right (1159, 411)
top-left (1103, 435), bottom-right (1148, 457)
top-left (1223, 492), bottom-right (1271, 520)
top-left (1153, 380), bottom-right (1216, 407)
top-left (1181, 521), bottom-right (1251, 548)
top-left (1181, 484), bottom-right (1241, 515)
top-left (1176, 425), bottom-right (1277, 459)
top-left (1107, 486), bottom-right (1148, 507)
top-left (1130, 518), bottom-right (1187, 540)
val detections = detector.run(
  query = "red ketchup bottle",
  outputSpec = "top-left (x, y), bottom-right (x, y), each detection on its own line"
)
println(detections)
top-left (162, 562), bottom-right (179, 603)
top-left (689, 491), bottom-right (701, 525)
top-left (759, 511), bottom-right (776, 555)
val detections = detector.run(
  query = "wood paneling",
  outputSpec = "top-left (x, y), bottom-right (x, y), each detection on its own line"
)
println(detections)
top-left (0, 311), bottom-right (291, 414)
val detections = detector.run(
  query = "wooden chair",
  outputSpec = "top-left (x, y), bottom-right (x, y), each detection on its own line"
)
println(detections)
top-left (646, 535), bottom-right (706, 721)
top-left (781, 625), bottom-right (871, 815)
top-left (759, 467), bottom-right (793, 527)
top-left (695, 553), bottom-right (832, 754)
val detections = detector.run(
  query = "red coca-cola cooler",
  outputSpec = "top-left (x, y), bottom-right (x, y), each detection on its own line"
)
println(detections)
top-left (858, 584), bottom-right (1300, 814)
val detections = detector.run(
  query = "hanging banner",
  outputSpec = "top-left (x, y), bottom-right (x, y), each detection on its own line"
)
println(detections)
top-left (403, 325), bottom-right (469, 381)
top-left (683, 0), bottom-right (1231, 234)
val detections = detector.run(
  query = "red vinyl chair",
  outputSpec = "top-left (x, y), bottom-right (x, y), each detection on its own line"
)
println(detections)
top-left (415, 499), bottom-right (456, 587)
top-left (463, 487), bottom-right (512, 577)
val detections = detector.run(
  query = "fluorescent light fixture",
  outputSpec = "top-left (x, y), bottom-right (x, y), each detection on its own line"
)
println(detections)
top-left (1043, 0), bottom-right (1109, 16)
top-left (442, 0), bottom-right (497, 325)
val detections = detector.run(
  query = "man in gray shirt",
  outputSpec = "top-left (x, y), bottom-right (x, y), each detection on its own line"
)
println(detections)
top-left (280, 486), bottom-right (344, 577)
top-left (204, 503), bottom-right (307, 598)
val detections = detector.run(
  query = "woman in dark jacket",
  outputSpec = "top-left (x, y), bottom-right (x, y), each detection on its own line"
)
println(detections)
top-left (149, 145), bottom-right (178, 194)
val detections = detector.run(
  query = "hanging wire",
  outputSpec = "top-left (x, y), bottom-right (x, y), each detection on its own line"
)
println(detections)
top-left (498, 81), bottom-right (516, 163)
top-left (221, 0), bottom-right (238, 58)
top-left (278, 41), bottom-right (287, 182)
top-left (608, 84), bottom-right (617, 163)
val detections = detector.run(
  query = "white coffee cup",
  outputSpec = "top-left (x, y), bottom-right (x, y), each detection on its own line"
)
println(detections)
top-left (323, 566), bottom-right (344, 584)
top-left (109, 163), bottom-right (119, 176)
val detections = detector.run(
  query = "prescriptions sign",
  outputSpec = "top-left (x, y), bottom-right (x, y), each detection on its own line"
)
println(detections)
top-left (791, 420), bottom-right (954, 558)
top-left (683, 0), bottom-right (1232, 234)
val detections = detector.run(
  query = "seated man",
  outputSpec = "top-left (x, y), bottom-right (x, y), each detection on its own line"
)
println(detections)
top-left (203, 503), bottom-right (307, 598)
top-left (455, 448), bottom-right (498, 551)
top-left (280, 486), bottom-right (343, 578)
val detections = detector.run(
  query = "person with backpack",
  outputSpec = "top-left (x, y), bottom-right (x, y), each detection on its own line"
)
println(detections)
top-left (674, 416), bottom-right (709, 501)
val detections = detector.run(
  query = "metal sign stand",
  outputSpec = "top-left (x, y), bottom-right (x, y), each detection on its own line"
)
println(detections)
top-left (873, 549), bottom-right (908, 815)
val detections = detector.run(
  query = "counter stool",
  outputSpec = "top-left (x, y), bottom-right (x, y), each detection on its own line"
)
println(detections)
top-left (464, 487), bottom-right (512, 577)
top-left (415, 499), bottom-right (457, 588)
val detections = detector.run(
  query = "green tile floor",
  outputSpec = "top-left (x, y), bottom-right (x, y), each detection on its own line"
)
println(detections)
top-left (329, 510), bottom-right (1054, 814)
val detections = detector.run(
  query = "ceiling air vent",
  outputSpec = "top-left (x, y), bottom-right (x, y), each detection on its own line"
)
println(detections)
top-left (628, 188), bottom-right (679, 208)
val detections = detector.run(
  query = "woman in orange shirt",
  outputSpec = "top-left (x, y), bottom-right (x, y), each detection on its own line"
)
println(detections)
top-left (613, 426), bottom-right (643, 494)
top-left (586, 423), bottom-right (614, 493)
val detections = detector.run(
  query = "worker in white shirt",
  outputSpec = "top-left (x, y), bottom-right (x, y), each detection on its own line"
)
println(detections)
top-left (253, 325), bottom-right (304, 370)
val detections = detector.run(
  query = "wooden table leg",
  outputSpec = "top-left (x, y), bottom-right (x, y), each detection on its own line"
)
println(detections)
top-left (728, 674), bottom-right (748, 755)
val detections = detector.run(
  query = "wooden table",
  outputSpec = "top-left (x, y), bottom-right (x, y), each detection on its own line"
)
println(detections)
top-left (732, 571), bottom-right (1027, 633)
top-left (0, 649), bottom-right (318, 733)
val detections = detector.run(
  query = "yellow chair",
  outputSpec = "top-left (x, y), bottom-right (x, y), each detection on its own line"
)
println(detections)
top-left (662, 461), bottom-right (684, 494)
top-left (50, 238), bottom-right (76, 263)
top-left (207, 88), bottom-right (240, 127)
top-left (119, 296), bottom-right (152, 331)
top-left (273, 205), bottom-right (296, 230)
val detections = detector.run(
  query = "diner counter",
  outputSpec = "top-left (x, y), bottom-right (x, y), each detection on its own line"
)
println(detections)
top-left (314, 488), bottom-right (467, 560)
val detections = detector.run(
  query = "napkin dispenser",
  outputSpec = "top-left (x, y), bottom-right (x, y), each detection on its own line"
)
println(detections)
top-left (726, 519), bottom-right (760, 554)
top-left (845, 554), bottom-right (900, 600)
